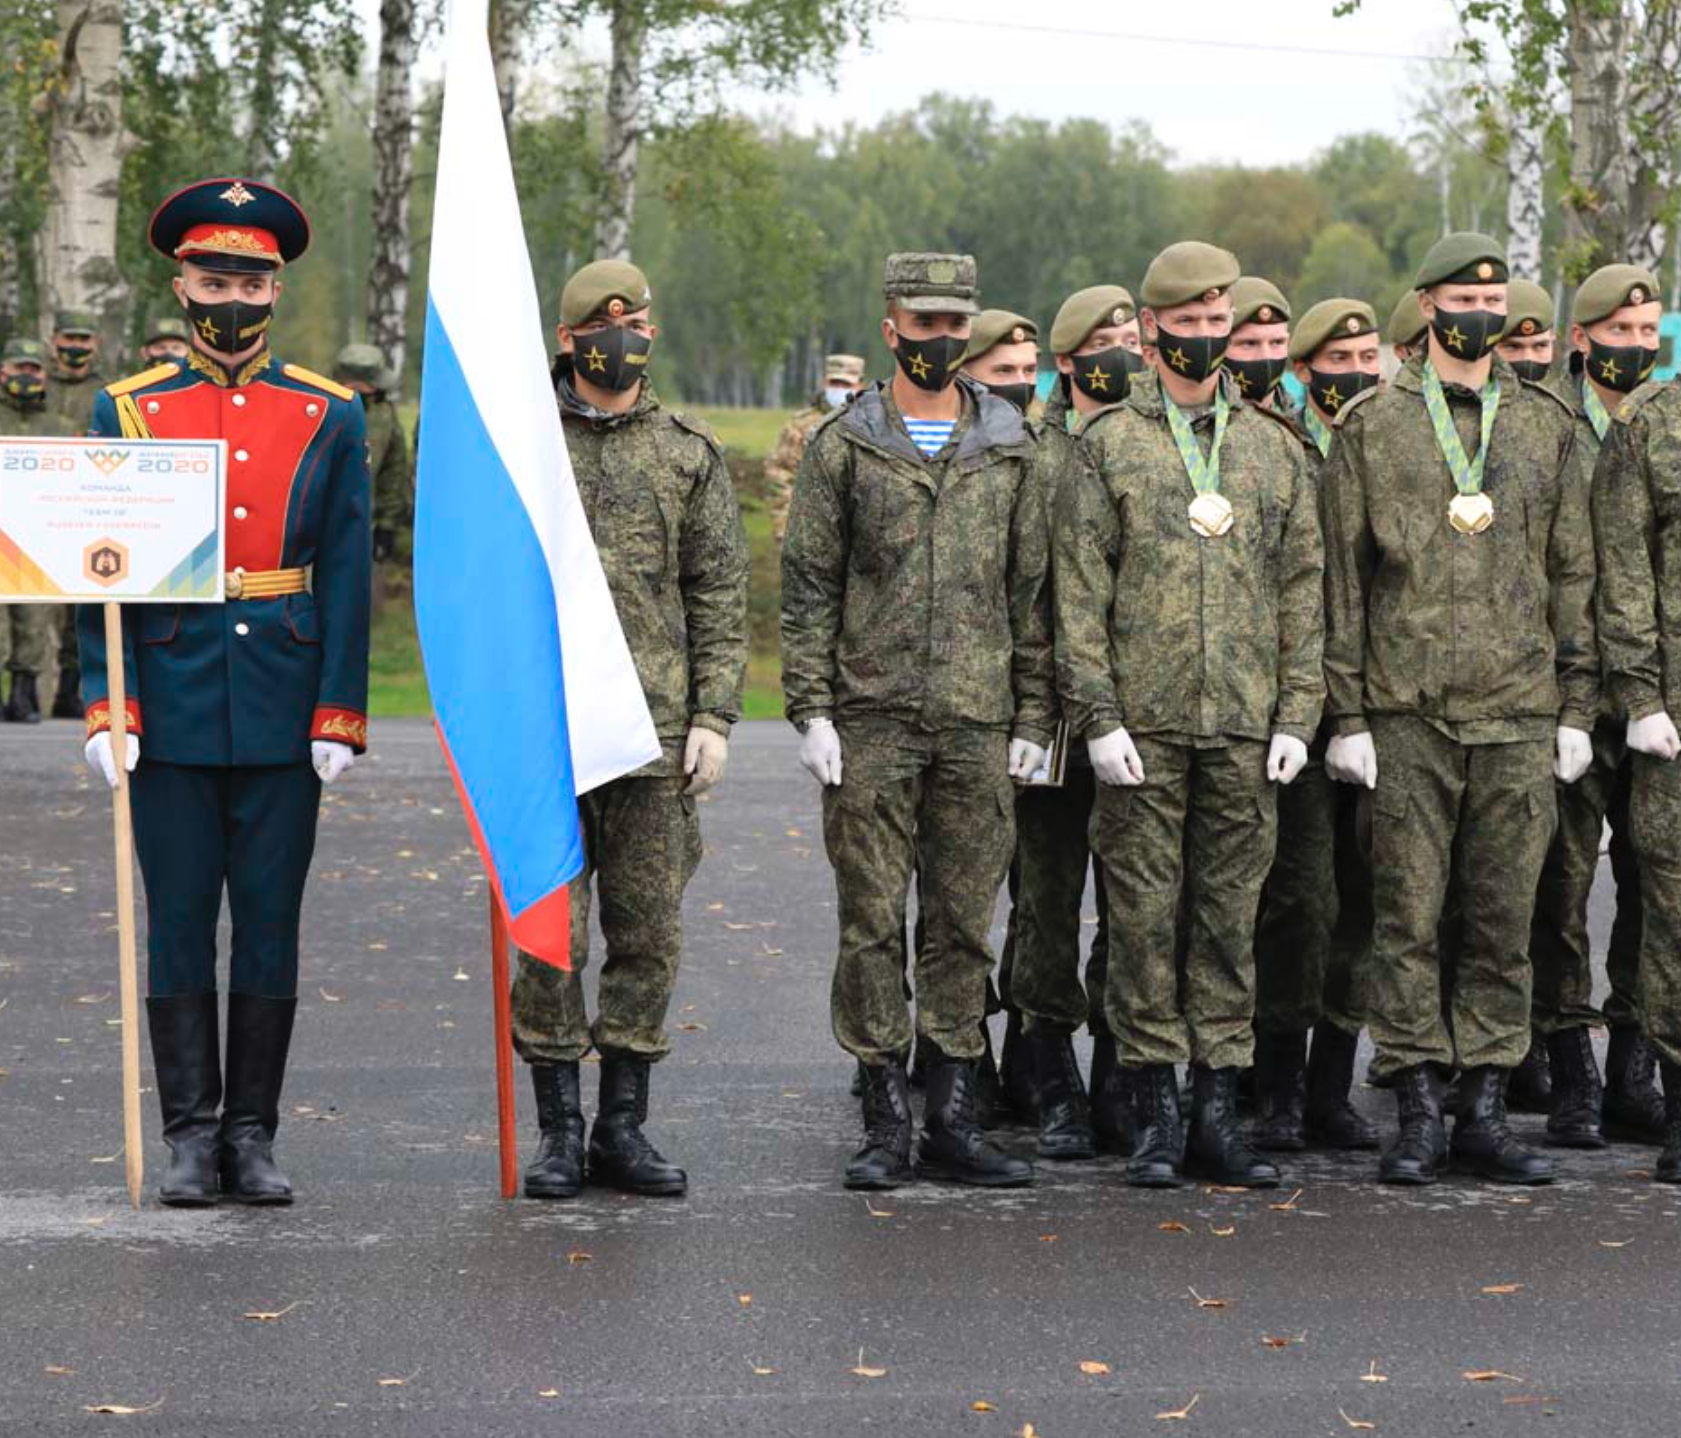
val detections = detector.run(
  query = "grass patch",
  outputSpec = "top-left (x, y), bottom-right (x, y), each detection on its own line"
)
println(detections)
top-left (685, 405), bottom-right (788, 462)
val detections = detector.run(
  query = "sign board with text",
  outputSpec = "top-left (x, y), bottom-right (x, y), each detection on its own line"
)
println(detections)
top-left (0, 437), bottom-right (225, 604)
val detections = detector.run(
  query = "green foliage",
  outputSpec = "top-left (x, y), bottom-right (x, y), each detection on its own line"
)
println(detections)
top-left (1296, 221), bottom-right (1399, 315)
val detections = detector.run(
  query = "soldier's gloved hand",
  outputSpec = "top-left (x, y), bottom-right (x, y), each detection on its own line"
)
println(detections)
top-left (1325, 732), bottom-right (1377, 789)
top-left (798, 718), bottom-right (843, 786)
top-left (312, 740), bottom-right (355, 785)
top-left (683, 726), bottom-right (728, 796)
top-left (1088, 724), bottom-right (1145, 787)
top-left (1554, 725), bottom-right (1593, 784)
top-left (84, 731), bottom-right (140, 789)
top-left (1628, 711), bottom-right (1681, 761)
top-left (1007, 736), bottom-right (1047, 781)
top-left (1266, 733), bottom-right (1309, 785)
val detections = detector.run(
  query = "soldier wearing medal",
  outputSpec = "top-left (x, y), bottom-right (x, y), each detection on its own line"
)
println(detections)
top-left (1055, 241), bottom-right (1325, 1190)
top-left (76, 177), bottom-right (371, 1207)
top-left (1321, 232), bottom-right (1598, 1187)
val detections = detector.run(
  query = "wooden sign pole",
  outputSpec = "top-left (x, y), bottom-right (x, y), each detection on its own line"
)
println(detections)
top-left (102, 602), bottom-right (144, 1208)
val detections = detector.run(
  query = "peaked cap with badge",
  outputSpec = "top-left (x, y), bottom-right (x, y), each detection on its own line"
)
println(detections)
top-left (1414, 232), bottom-right (1508, 290)
top-left (1572, 263), bottom-right (1662, 329)
top-left (882, 252), bottom-right (979, 315)
top-left (1140, 241), bottom-right (1241, 310)
top-left (560, 259), bottom-right (653, 326)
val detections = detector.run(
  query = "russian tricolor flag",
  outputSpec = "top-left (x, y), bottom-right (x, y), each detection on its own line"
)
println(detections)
top-left (414, 0), bottom-right (660, 968)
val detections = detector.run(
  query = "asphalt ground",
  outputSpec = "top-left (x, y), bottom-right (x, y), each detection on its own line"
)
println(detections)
top-left (0, 718), bottom-right (1675, 1437)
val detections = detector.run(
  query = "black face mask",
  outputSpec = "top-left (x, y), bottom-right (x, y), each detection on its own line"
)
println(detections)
top-left (984, 381), bottom-right (1035, 414)
top-left (890, 329), bottom-right (965, 392)
top-left (1429, 306), bottom-right (1503, 361)
top-left (574, 326), bottom-right (653, 392)
top-left (55, 344), bottom-right (94, 368)
top-left (3, 374), bottom-right (46, 406)
top-left (185, 296), bottom-right (273, 355)
top-left (1585, 339), bottom-right (1659, 394)
top-left (1224, 355), bottom-right (1287, 402)
top-left (1507, 359), bottom-right (1552, 384)
top-left (1069, 346), bottom-right (1135, 403)
top-left (1154, 324), bottom-right (1228, 384)
top-left (1308, 367), bottom-right (1379, 417)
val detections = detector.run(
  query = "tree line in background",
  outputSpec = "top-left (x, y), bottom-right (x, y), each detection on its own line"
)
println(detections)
top-left (4, 1), bottom-right (1681, 408)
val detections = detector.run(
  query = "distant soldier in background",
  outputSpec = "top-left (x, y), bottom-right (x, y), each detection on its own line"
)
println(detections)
top-left (959, 309), bottom-right (1038, 413)
top-left (767, 353), bottom-right (866, 541)
top-left (47, 308), bottom-right (105, 717)
top-left (1223, 277), bottom-right (1292, 411)
top-left (334, 344), bottom-right (413, 571)
top-left (1494, 280), bottom-right (1557, 386)
top-left (1386, 291), bottom-right (1428, 366)
top-left (139, 315), bottom-right (192, 366)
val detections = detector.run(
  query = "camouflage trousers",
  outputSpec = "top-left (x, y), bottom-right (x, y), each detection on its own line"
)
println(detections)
top-left (53, 605), bottom-right (76, 667)
top-left (1530, 715), bottom-right (1642, 1032)
top-left (1254, 763), bottom-right (1365, 1038)
top-left (0, 604), bottom-right (53, 675)
top-left (1627, 752), bottom-right (1681, 1067)
top-left (1094, 737), bottom-right (1276, 1070)
top-left (1364, 717), bottom-right (1555, 1081)
top-left (510, 770), bottom-right (702, 1064)
top-left (1008, 765), bottom-right (1111, 1035)
top-left (823, 720), bottom-right (1014, 1064)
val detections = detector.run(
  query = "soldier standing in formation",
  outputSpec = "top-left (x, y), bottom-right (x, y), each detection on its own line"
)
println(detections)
top-left (139, 315), bottom-right (192, 366)
top-left (333, 344), bottom-right (414, 572)
top-left (1222, 277), bottom-right (1292, 410)
top-left (766, 353), bottom-right (866, 542)
top-left (1386, 291), bottom-right (1428, 366)
top-left (1494, 280), bottom-right (1556, 386)
top-left (512, 260), bottom-right (749, 1201)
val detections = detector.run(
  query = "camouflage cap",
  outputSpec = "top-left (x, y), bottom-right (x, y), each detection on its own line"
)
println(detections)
top-left (1500, 278), bottom-right (1555, 341)
top-left (823, 353), bottom-right (866, 383)
top-left (2, 336), bottom-right (48, 365)
top-left (1140, 241), bottom-right (1241, 310)
top-left (144, 315), bottom-right (190, 343)
top-left (53, 309), bottom-right (98, 336)
top-left (560, 259), bottom-right (653, 327)
top-left (1288, 298), bottom-right (1378, 363)
top-left (1229, 276), bottom-right (1291, 331)
top-left (961, 309), bottom-right (1039, 364)
top-left (1414, 232), bottom-right (1508, 289)
top-left (334, 342), bottom-right (388, 383)
top-left (1049, 285), bottom-right (1135, 355)
top-left (1572, 263), bottom-right (1663, 328)
top-left (883, 252), bottom-right (979, 315)
top-left (1387, 290), bottom-right (1428, 348)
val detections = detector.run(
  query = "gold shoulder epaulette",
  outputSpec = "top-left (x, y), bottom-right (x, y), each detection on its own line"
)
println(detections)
top-left (282, 363), bottom-right (355, 401)
top-left (104, 363), bottom-right (180, 399)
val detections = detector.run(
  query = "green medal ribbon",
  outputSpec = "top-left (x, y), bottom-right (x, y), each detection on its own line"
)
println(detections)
top-left (1422, 360), bottom-right (1500, 496)
top-left (1164, 387), bottom-right (1231, 495)
top-left (1581, 377), bottom-right (1612, 442)
top-left (1303, 405), bottom-right (1333, 459)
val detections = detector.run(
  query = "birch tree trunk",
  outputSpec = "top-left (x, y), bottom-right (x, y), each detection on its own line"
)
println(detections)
top-left (367, 0), bottom-right (417, 391)
top-left (1562, 0), bottom-right (1633, 275)
top-left (1505, 111), bottom-right (1545, 278)
top-left (38, 0), bottom-right (128, 346)
top-left (594, 0), bottom-right (646, 262)
top-left (0, 85), bottom-right (20, 339)
top-left (1625, 0), bottom-right (1681, 272)
top-left (489, 0), bottom-right (528, 132)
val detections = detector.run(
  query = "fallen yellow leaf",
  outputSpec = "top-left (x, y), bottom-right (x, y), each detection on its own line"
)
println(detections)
top-left (737, 1293), bottom-right (752, 1307)
top-left (376, 1369), bottom-right (419, 1388)
top-left (1038, 1234), bottom-right (1059, 1243)
top-left (971, 1400), bottom-right (997, 1412)
top-left (75, 992), bottom-right (111, 1004)
top-left (1463, 1370), bottom-right (1523, 1383)
top-left (1338, 1409), bottom-right (1376, 1431)
top-left (1598, 1240), bottom-right (1632, 1249)
top-left (1204, 1184), bottom-right (1249, 1194)
top-left (567, 1250), bottom-right (593, 1265)
top-left (243, 1301), bottom-right (301, 1321)
top-left (1157, 1394), bottom-right (1200, 1421)
top-left (1018, 1426), bottom-right (1039, 1438)
top-left (677, 1022), bottom-right (708, 1033)
top-left (851, 1347), bottom-right (886, 1379)
top-left (84, 1401), bottom-right (163, 1415)
top-left (1188, 1287), bottom-right (1228, 1309)
top-left (1360, 1361), bottom-right (1388, 1384)
top-left (1210, 1225), bottom-right (1236, 1237)
top-left (1260, 1335), bottom-right (1297, 1349)
top-left (1481, 1283), bottom-right (1523, 1295)
top-left (44, 1366), bottom-right (75, 1376)
top-left (537, 1388), bottom-right (560, 1399)
top-left (752, 1366), bottom-right (776, 1376)
top-left (1079, 1360), bottom-right (1111, 1374)
top-left (319, 988), bottom-right (342, 1002)
top-left (1157, 1221), bottom-right (1190, 1234)
top-left (1269, 1188), bottom-right (1304, 1211)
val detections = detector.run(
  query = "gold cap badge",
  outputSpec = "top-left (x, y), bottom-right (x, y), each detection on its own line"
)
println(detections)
top-left (1476, 261), bottom-right (1494, 280)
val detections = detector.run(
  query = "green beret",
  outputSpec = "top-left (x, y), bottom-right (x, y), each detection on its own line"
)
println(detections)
top-left (1413, 232), bottom-right (1508, 289)
top-left (53, 309), bottom-right (98, 336)
top-left (1288, 298), bottom-right (1378, 363)
top-left (1049, 285), bottom-right (1135, 355)
top-left (1572, 263), bottom-right (1662, 329)
top-left (883, 252), bottom-right (979, 315)
top-left (1500, 279), bottom-right (1555, 341)
top-left (961, 309), bottom-right (1038, 365)
top-left (334, 342), bottom-right (388, 383)
top-left (1140, 241), bottom-right (1241, 310)
top-left (560, 259), bottom-right (653, 327)
top-left (2, 337), bottom-right (48, 364)
top-left (1387, 291), bottom-right (1427, 348)
top-left (144, 315), bottom-right (190, 343)
top-left (1229, 276), bottom-right (1291, 331)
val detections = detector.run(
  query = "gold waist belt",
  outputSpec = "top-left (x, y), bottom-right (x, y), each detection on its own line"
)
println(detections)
top-left (224, 567), bottom-right (308, 600)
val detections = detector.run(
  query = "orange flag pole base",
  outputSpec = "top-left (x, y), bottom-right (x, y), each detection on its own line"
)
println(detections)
top-left (488, 888), bottom-right (518, 1199)
top-left (103, 602), bottom-right (144, 1208)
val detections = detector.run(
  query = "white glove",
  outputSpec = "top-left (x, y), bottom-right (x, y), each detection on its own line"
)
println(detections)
top-left (1554, 725), bottom-right (1593, 784)
top-left (1628, 711), bottom-right (1681, 761)
top-left (799, 719), bottom-right (843, 786)
top-left (1267, 733), bottom-right (1309, 785)
top-left (683, 726), bottom-right (728, 796)
top-left (85, 731), bottom-right (140, 789)
top-left (1088, 725), bottom-right (1145, 787)
top-left (1325, 732), bottom-right (1377, 789)
top-left (1008, 736), bottom-right (1047, 781)
top-left (312, 740), bottom-right (355, 785)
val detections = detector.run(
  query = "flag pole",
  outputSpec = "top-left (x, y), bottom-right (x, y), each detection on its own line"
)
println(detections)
top-left (487, 887), bottom-right (518, 1198)
top-left (103, 602), bottom-right (144, 1208)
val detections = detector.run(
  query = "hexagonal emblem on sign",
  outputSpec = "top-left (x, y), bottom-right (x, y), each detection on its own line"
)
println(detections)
top-left (84, 539), bottom-right (129, 588)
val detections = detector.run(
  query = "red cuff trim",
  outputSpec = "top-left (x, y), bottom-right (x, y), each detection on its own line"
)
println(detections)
top-left (312, 706), bottom-right (367, 753)
top-left (85, 700), bottom-right (142, 739)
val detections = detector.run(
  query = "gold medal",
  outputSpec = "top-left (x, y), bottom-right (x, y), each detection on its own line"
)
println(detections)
top-left (1188, 492), bottom-right (1235, 539)
top-left (1448, 492), bottom-right (1495, 535)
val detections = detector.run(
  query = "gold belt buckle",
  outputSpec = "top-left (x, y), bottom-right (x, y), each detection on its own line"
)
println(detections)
top-left (224, 568), bottom-right (244, 600)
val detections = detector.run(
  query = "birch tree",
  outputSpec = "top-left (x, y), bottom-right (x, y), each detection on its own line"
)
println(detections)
top-left (368, 0), bottom-right (419, 389)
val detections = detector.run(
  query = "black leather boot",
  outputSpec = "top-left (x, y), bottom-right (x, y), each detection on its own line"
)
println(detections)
top-left (849, 1060), bottom-right (866, 1098)
top-left (1506, 1034), bottom-right (1552, 1113)
top-left (1250, 1030), bottom-right (1307, 1152)
top-left (845, 1059), bottom-right (913, 1190)
top-left (1089, 1035), bottom-right (1134, 1156)
top-left (219, 993), bottom-right (297, 1204)
top-left (974, 1022), bottom-right (1002, 1130)
top-left (1379, 1065), bottom-right (1447, 1185)
top-left (1028, 1025), bottom-right (1095, 1160)
top-left (1126, 1065), bottom-right (1185, 1187)
top-left (146, 994), bottom-right (221, 1206)
top-left (1451, 1066), bottom-right (1556, 1184)
top-left (51, 662), bottom-right (80, 719)
top-left (588, 1053), bottom-right (687, 1196)
top-left (1605, 1027), bottom-right (1668, 1144)
top-left (998, 1010), bottom-right (1037, 1122)
top-left (917, 1044), bottom-right (1033, 1187)
top-left (524, 1062), bottom-right (584, 1198)
top-left (1656, 1063), bottom-right (1681, 1183)
top-left (3, 671), bottom-right (40, 724)
top-left (1304, 1024), bottom-right (1380, 1150)
top-left (1185, 1066), bottom-right (1281, 1188)
top-left (1544, 1027), bottom-right (1606, 1149)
